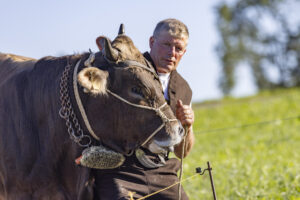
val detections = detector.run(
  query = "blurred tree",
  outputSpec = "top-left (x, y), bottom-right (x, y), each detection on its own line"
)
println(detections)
top-left (216, 0), bottom-right (300, 95)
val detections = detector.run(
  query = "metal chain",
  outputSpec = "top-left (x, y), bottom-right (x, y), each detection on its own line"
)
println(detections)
top-left (59, 63), bottom-right (91, 147)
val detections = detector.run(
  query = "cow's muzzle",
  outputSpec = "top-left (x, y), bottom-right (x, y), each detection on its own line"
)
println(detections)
top-left (146, 120), bottom-right (185, 154)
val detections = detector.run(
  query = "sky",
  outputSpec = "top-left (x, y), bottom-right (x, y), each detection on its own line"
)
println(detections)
top-left (0, 0), bottom-right (257, 102)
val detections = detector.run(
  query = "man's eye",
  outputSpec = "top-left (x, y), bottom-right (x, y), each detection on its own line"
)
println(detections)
top-left (176, 47), bottom-right (183, 52)
top-left (163, 43), bottom-right (171, 47)
top-left (131, 87), bottom-right (144, 98)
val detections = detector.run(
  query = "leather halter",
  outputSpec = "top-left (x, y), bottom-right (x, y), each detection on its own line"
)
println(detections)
top-left (73, 53), bottom-right (177, 150)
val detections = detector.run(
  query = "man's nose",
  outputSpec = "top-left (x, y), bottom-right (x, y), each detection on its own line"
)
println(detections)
top-left (167, 46), bottom-right (176, 57)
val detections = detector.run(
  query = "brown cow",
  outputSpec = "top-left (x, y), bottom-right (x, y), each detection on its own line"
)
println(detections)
top-left (0, 29), bottom-right (184, 199)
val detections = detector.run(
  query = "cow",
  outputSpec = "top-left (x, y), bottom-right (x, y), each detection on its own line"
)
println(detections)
top-left (0, 27), bottom-right (184, 200)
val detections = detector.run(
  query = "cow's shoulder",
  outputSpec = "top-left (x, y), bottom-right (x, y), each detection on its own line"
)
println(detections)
top-left (0, 53), bottom-right (37, 86)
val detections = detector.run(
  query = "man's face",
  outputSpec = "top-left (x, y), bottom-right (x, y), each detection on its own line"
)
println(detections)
top-left (149, 31), bottom-right (187, 74)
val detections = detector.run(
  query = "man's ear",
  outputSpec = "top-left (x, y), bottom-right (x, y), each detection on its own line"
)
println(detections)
top-left (78, 67), bottom-right (108, 96)
top-left (149, 36), bottom-right (154, 49)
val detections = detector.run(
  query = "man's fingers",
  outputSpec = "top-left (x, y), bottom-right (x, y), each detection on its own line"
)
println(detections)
top-left (180, 118), bottom-right (194, 127)
top-left (175, 100), bottom-right (194, 127)
top-left (176, 111), bottom-right (194, 126)
top-left (176, 99), bottom-right (183, 108)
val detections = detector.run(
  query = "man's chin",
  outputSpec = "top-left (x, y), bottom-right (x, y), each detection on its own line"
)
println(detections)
top-left (157, 66), bottom-right (173, 73)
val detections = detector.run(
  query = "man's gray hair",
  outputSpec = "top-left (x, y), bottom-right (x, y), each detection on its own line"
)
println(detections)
top-left (153, 18), bottom-right (189, 41)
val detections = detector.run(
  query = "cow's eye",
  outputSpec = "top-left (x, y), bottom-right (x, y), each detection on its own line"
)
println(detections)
top-left (131, 87), bottom-right (144, 98)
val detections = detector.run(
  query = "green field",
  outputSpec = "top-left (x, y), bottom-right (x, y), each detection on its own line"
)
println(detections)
top-left (181, 88), bottom-right (300, 200)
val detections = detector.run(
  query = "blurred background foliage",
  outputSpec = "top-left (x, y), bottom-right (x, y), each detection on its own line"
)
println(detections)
top-left (215, 0), bottom-right (300, 95)
top-left (181, 2), bottom-right (300, 198)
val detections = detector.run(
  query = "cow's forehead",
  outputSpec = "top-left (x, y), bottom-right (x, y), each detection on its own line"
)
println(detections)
top-left (112, 35), bottom-right (133, 47)
top-left (125, 67), bottom-right (160, 82)
top-left (111, 35), bottom-right (145, 62)
top-left (131, 67), bottom-right (163, 93)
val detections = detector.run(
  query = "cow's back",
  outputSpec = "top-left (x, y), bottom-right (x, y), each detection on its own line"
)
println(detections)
top-left (0, 53), bottom-right (37, 87)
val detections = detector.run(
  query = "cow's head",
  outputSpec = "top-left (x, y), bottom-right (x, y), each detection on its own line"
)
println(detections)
top-left (76, 26), bottom-right (184, 159)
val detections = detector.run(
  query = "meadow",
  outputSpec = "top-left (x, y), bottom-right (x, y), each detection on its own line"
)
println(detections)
top-left (181, 88), bottom-right (300, 200)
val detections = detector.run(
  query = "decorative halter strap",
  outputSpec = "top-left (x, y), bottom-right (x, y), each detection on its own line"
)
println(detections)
top-left (102, 54), bottom-right (160, 80)
top-left (73, 58), bottom-right (100, 141)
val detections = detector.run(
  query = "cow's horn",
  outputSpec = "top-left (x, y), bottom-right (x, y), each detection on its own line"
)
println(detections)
top-left (118, 24), bottom-right (125, 35)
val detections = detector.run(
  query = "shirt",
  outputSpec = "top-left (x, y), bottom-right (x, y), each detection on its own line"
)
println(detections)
top-left (158, 72), bottom-right (170, 100)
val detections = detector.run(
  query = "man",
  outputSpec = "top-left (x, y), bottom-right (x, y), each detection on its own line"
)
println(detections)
top-left (144, 18), bottom-right (194, 159)
top-left (94, 19), bottom-right (194, 200)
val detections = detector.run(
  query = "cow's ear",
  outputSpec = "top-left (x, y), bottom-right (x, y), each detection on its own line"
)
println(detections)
top-left (78, 67), bottom-right (108, 96)
top-left (96, 36), bottom-right (119, 62)
top-left (96, 36), bottom-right (105, 51)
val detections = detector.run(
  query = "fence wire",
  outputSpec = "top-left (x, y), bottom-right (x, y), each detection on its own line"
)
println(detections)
top-left (196, 115), bottom-right (300, 134)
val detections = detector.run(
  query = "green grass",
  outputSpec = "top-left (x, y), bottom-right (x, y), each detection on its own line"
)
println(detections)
top-left (181, 88), bottom-right (300, 200)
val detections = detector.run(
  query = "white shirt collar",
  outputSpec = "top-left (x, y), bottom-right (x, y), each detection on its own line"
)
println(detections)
top-left (158, 72), bottom-right (170, 100)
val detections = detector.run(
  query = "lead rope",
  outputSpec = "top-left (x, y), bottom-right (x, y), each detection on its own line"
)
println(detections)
top-left (178, 126), bottom-right (187, 200)
top-left (129, 162), bottom-right (217, 200)
top-left (132, 174), bottom-right (199, 200)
